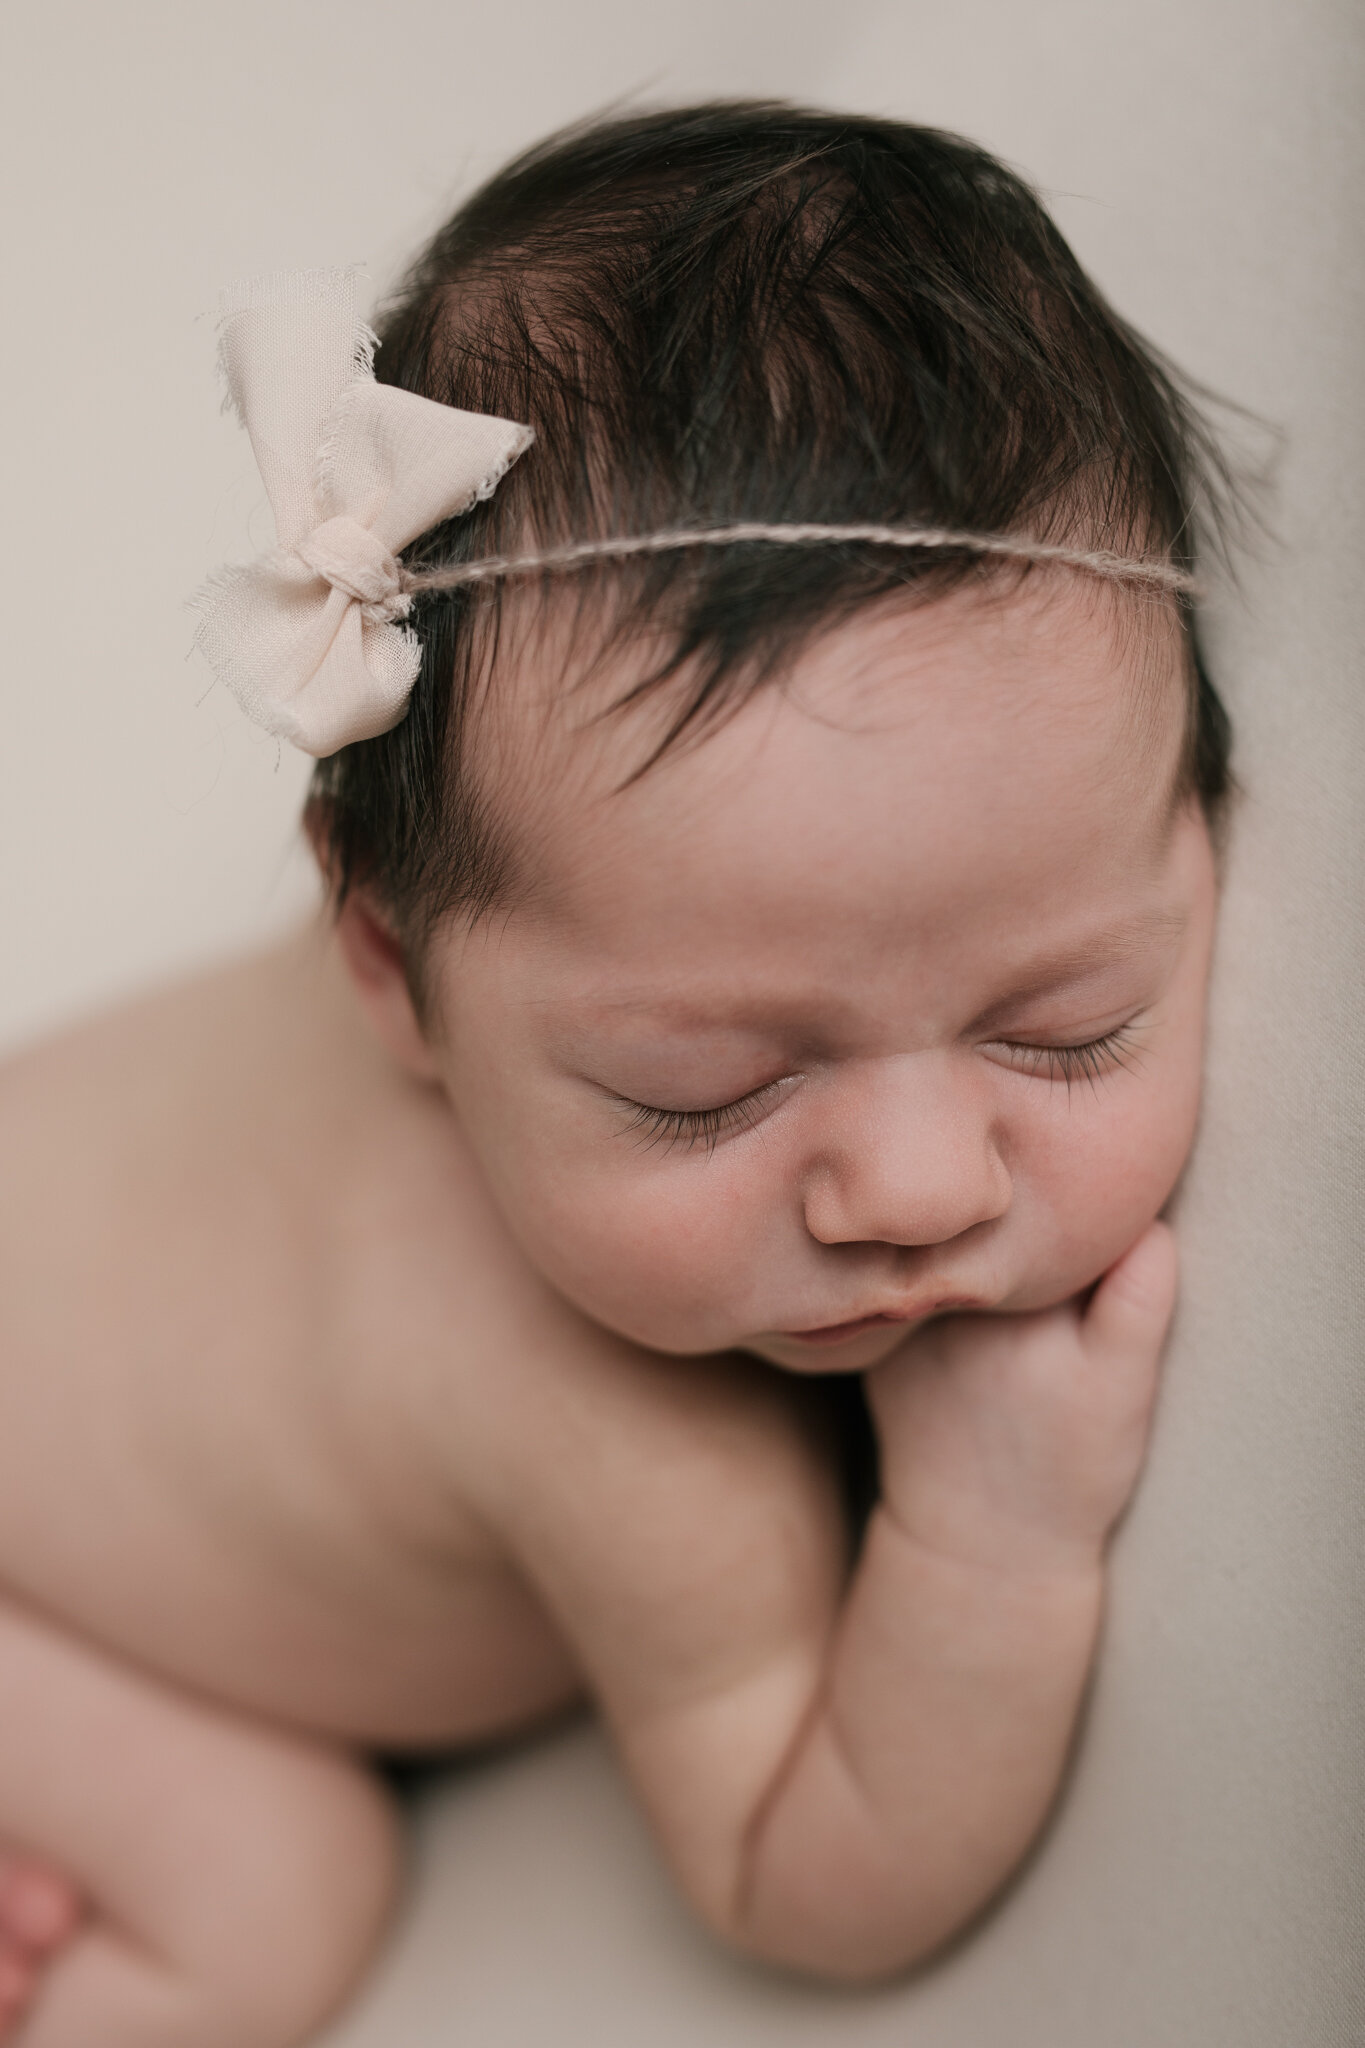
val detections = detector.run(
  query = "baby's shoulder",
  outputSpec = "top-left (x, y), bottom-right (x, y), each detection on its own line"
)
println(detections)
top-left (0, 927), bottom-right (563, 1407)
top-left (4, 936), bottom-right (288, 1194)
top-left (0, 931), bottom-right (370, 1370)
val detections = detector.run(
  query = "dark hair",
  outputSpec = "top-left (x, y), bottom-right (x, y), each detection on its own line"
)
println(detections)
top-left (310, 101), bottom-right (1236, 964)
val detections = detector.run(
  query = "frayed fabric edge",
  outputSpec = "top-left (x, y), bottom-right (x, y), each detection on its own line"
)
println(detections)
top-left (214, 266), bottom-right (375, 420)
top-left (471, 423), bottom-right (537, 506)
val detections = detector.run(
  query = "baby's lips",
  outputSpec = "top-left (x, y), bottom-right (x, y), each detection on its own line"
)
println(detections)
top-left (778, 1294), bottom-right (985, 1346)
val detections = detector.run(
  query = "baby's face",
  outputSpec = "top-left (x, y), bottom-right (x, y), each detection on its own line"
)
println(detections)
top-left (420, 576), bottom-right (1217, 1371)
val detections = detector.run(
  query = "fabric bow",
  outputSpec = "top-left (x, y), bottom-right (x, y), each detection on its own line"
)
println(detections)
top-left (193, 269), bottom-right (533, 757)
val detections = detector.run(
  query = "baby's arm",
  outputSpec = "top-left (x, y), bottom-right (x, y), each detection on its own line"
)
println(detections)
top-left (484, 1223), bottom-right (1175, 1983)
top-left (740, 1223), bottom-right (1175, 1976)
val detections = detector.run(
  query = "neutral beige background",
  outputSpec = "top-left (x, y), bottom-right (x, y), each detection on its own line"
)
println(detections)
top-left (2, 2), bottom-right (1361, 2043)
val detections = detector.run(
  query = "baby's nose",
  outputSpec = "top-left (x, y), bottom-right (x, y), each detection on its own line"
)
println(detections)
top-left (800, 1056), bottom-right (1011, 1250)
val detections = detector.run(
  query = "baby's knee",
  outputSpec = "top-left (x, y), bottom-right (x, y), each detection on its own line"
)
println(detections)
top-left (15, 1757), bottom-right (401, 2048)
top-left (218, 1753), bottom-right (403, 2044)
top-left (117, 1747), bottom-right (406, 2048)
top-left (0, 1583), bottom-right (407, 2048)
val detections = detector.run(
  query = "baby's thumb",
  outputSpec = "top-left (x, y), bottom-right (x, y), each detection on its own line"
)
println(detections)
top-left (1082, 1219), bottom-right (1179, 1364)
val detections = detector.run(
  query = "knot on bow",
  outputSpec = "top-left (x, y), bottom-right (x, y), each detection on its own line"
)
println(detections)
top-left (294, 516), bottom-right (409, 622)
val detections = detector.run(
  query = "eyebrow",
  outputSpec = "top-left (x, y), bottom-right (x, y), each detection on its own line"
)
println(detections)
top-left (557, 908), bottom-right (1190, 1040)
top-left (966, 908), bottom-right (1190, 1029)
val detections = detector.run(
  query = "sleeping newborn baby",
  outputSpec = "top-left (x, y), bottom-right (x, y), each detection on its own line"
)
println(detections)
top-left (0, 103), bottom-right (1234, 2047)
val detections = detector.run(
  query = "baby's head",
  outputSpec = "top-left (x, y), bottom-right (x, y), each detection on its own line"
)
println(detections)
top-left (315, 103), bottom-right (1236, 1369)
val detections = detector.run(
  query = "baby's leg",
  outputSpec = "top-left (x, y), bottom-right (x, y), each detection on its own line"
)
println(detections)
top-left (0, 1585), bottom-right (400, 2048)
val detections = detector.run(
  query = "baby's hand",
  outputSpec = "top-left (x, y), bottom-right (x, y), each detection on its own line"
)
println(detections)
top-left (865, 1222), bottom-right (1178, 1577)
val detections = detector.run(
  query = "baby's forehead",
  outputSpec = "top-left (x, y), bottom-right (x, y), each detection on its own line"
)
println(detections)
top-left (487, 568), bottom-right (1187, 812)
top-left (468, 569), bottom-right (1192, 943)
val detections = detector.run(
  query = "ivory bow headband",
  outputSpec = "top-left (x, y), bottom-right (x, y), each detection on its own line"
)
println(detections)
top-left (193, 269), bottom-right (534, 757)
top-left (194, 269), bottom-right (1196, 759)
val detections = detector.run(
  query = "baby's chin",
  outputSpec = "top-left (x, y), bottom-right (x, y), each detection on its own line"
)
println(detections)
top-left (738, 1318), bottom-right (935, 1376)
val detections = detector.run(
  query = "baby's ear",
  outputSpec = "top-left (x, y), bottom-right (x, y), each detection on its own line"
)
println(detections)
top-left (303, 794), bottom-right (438, 1080)
top-left (302, 792), bottom-right (342, 892)
top-left (333, 888), bottom-right (440, 1083)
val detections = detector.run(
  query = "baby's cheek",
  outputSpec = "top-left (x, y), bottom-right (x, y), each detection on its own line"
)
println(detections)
top-left (1020, 1075), bottom-right (1200, 1295)
top-left (520, 1163), bottom-right (770, 1350)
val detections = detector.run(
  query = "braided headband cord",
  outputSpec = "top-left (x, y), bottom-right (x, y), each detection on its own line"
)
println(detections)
top-left (403, 523), bottom-right (1199, 598)
top-left (193, 274), bottom-right (1198, 756)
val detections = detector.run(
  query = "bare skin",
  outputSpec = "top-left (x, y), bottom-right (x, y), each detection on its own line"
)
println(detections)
top-left (0, 1863), bottom-right (80, 2035)
top-left (0, 574), bottom-right (1214, 2040)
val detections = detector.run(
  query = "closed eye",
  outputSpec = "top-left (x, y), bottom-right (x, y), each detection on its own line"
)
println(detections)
top-left (615, 1023), bottom-right (1142, 1151)
top-left (617, 1076), bottom-right (796, 1154)
top-left (989, 1024), bottom-right (1142, 1090)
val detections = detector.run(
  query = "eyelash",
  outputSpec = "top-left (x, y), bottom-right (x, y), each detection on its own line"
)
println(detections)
top-left (621, 1083), bottom-right (784, 1155)
top-left (995, 1025), bottom-right (1140, 1090)
top-left (618, 1026), bottom-right (1140, 1155)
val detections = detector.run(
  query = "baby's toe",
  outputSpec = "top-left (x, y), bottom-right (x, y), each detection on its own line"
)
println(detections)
top-left (0, 1857), bottom-right (82, 1953)
top-left (0, 1940), bottom-right (36, 2033)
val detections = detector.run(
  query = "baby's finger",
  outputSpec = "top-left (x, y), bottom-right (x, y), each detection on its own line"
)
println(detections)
top-left (1081, 1220), bottom-right (1178, 1364)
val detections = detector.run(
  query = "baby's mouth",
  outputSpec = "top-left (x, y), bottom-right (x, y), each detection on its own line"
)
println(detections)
top-left (777, 1297), bottom-right (979, 1348)
top-left (778, 1313), bottom-right (910, 1348)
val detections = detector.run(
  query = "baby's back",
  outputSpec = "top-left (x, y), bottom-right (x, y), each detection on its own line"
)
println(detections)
top-left (0, 931), bottom-right (583, 1746)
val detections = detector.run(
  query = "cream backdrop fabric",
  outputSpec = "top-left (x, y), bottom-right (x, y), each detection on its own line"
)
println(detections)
top-left (2, 2), bottom-right (1360, 2043)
